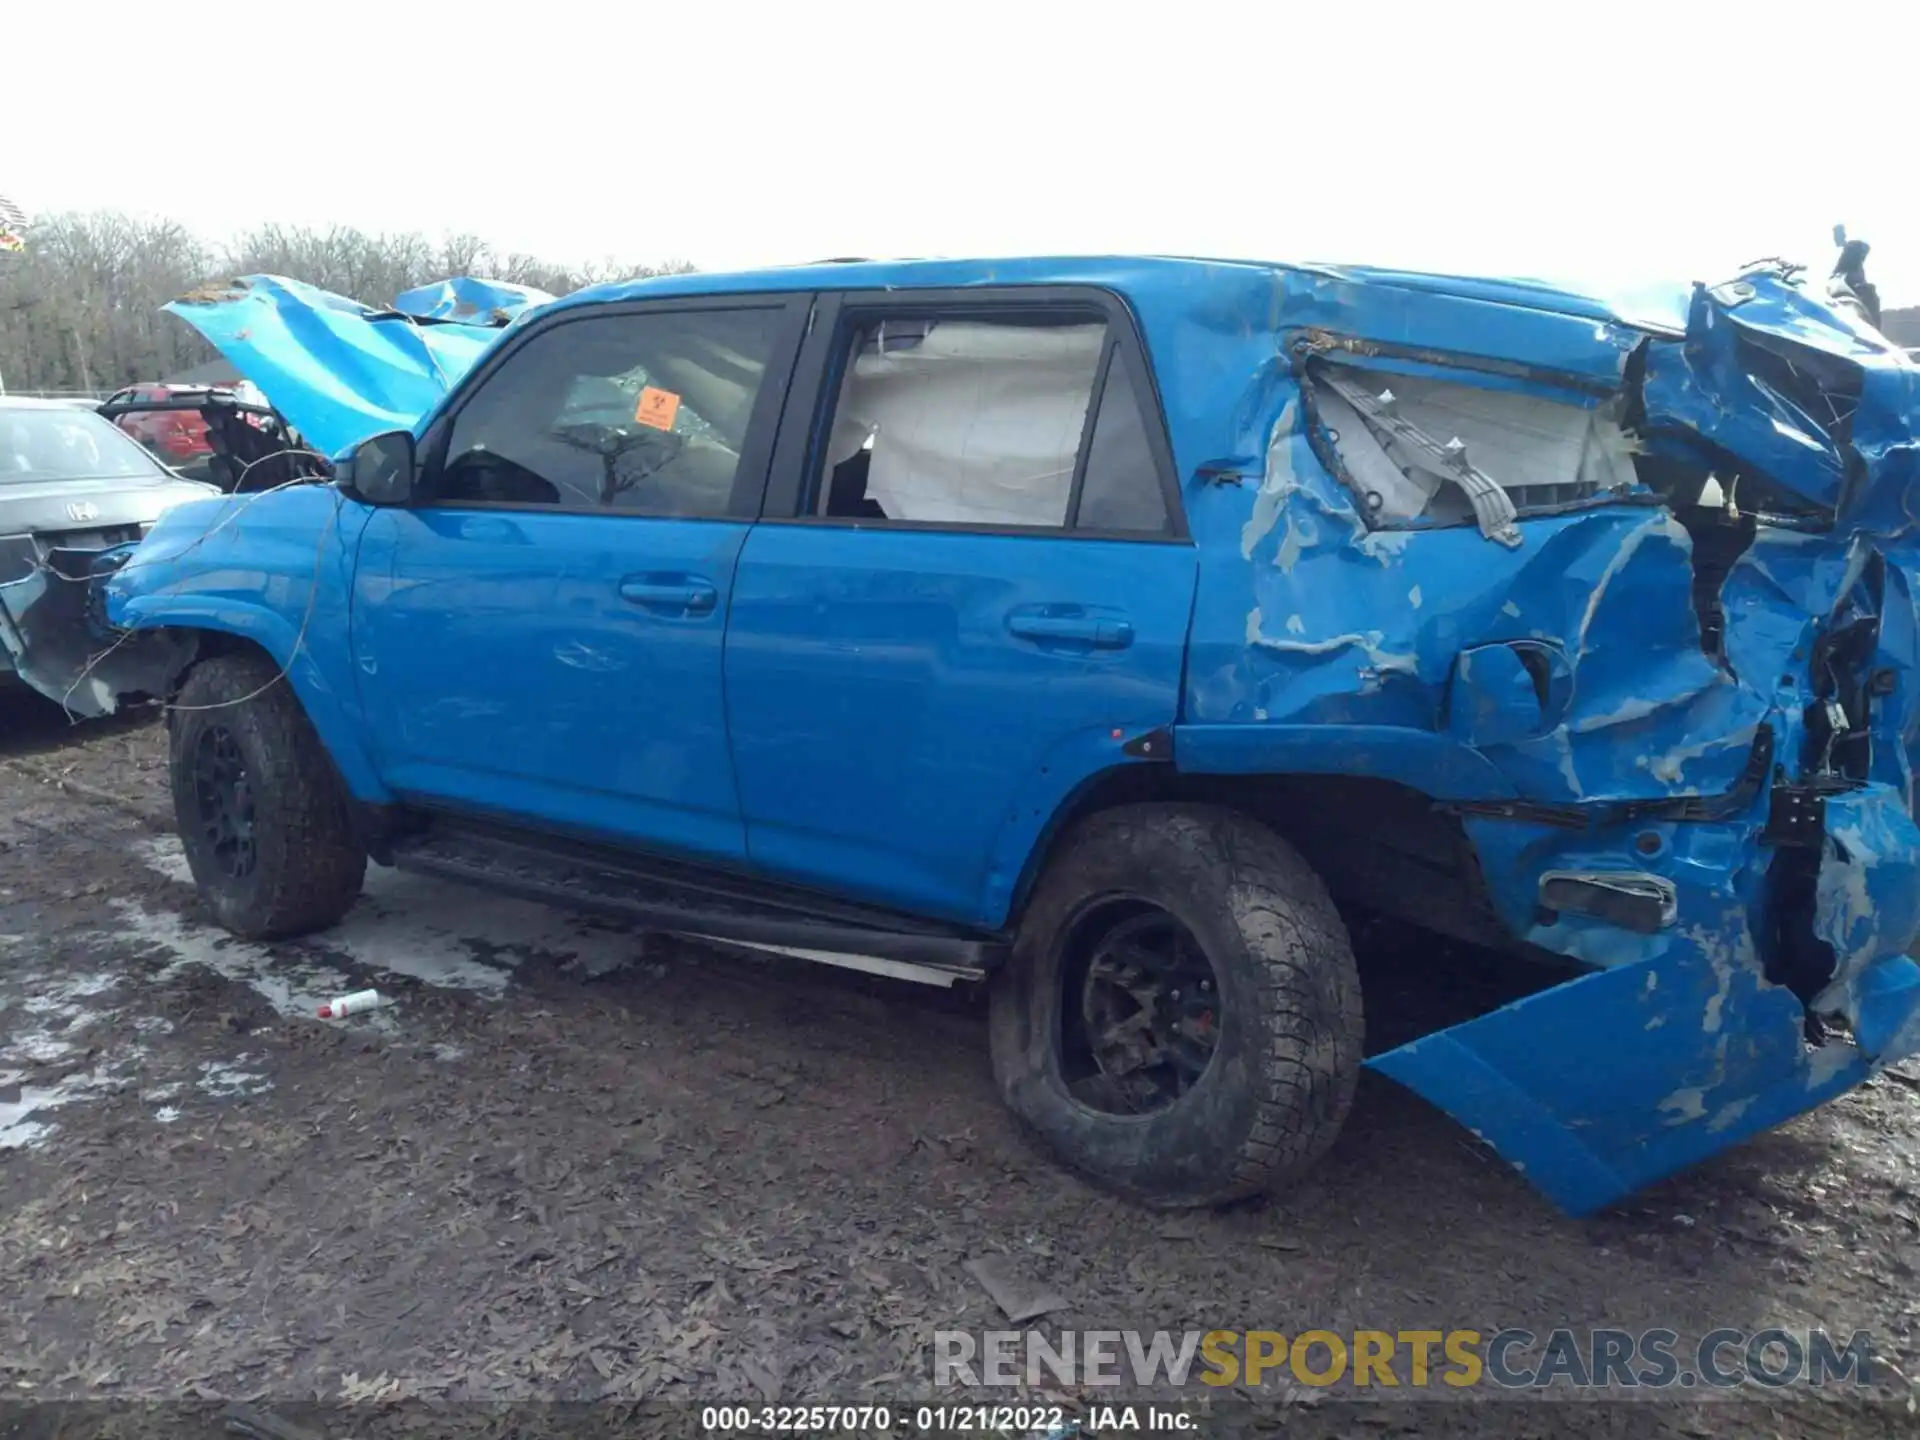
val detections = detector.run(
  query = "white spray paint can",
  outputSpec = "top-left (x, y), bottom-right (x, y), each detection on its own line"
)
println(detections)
top-left (317, 989), bottom-right (383, 1019)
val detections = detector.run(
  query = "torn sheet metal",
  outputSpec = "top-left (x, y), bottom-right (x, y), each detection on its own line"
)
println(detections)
top-left (0, 546), bottom-right (195, 716)
top-left (1810, 788), bottom-right (1920, 1015)
top-left (1182, 263), bottom-right (1919, 811)
top-left (1154, 253), bottom-right (1920, 1209)
top-left (1641, 269), bottom-right (1919, 521)
top-left (1370, 781), bottom-right (1920, 1214)
top-left (389, 277), bottom-right (551, 326)
top-left (163, 275), bottom-right (551, 458)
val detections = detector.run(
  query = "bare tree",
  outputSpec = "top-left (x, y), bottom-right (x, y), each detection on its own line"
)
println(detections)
top-left (0, 211), bottom-right (691, 394)
top-left (0, 213), bottom-right (214, 392)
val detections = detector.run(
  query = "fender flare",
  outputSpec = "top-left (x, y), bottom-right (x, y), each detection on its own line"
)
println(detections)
top-left (118, 593), bottom-right (393, 805)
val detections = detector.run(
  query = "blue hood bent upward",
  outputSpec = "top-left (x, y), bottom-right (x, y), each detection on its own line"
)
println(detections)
top-left (163, 274), bottom-right (552, 458)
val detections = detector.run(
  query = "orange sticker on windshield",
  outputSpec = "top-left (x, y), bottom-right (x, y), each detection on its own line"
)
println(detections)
top-left (634, 386), bottom-right (681, 431)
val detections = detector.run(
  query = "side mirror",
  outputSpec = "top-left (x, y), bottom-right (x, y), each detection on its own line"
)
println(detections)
top-left (341, 429), bottom-right (416, 505)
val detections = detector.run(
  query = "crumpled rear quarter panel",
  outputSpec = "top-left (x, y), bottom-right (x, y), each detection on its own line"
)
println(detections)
top-left (1137, 263), bottom-right (1920, 1212)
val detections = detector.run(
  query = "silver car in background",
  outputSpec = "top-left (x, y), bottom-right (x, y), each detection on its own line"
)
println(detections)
top-left (0, 397), bottom-right (217, 698)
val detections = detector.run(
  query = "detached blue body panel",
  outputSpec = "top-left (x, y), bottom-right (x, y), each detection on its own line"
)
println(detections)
top-left (1372, 782), bottom-right (1920, 1214)
top-left (101, 251), bottom-right (1920, 1216)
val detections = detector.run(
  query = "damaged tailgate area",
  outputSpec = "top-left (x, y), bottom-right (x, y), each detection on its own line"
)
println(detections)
top-left (1197, 257), bottom-right (1920, 1212)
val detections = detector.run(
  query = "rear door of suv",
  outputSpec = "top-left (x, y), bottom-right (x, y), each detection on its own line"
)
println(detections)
top-left (349, 294), bottom-right (809, 867)
top-left (724, 287), bottom-right (1198, 927)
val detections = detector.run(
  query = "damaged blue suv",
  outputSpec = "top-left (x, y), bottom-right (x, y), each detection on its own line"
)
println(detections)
top-left (18, 255), bottom-right (1920, 1215)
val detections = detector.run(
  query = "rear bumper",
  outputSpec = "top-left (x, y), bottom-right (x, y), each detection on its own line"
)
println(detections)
top-left (1370, 779), bottom-right (1920, 1213)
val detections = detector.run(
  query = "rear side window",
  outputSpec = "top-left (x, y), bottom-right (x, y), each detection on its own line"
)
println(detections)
top-left (816, 317), bottom-right (1104, 528)
top-left (1076, 355), bottom-right (1171, 535)
top-left (435, 307), bottom-right (783, 517)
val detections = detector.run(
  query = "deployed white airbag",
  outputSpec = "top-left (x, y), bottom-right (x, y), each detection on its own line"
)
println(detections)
top-left (825, 322), bottom-right (1105, 526)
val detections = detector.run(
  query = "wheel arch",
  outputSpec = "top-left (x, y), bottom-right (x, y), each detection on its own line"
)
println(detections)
top-left (139, 613), bottom-right (392, 806)
top-left (1005, 763), bottom-right (1512, 953)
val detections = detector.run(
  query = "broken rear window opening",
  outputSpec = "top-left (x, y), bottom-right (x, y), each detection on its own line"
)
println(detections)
top-left (1, 409), bottom-right (163, 484)
top-left (1301, 360), bottom-right (1644, 543)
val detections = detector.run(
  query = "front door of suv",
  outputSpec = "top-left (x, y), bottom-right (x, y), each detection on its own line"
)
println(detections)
top-left (349, 295), bottom-right (809, 865)
top-left (724, 289), bottom-right (1198, 927)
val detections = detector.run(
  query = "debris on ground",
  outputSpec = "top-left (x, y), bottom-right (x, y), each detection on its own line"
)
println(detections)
top-left (1, 699), bottom-right (1917, 1437)
top-left (966, 1253), bottom-right (1069, 1324)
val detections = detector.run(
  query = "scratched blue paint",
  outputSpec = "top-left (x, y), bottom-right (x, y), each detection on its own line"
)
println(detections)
top-left (1812, 789), bottom-right (1920, 1007)
top-left (1367, 932), bottom-right (1876, 1216)
top-left (96, 252), bottom-right (1920, 1215)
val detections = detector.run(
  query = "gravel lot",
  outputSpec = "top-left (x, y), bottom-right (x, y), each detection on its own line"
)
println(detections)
top-left (3, 693), bottom-right (1919, 1438)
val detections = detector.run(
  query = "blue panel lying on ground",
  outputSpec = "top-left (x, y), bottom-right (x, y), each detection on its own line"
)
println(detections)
top-left (1370, 786), bottom-right (1920, 1214)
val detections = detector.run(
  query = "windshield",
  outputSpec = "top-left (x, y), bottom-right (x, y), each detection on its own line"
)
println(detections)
top-left (0, 406), bottom-right (167, 484)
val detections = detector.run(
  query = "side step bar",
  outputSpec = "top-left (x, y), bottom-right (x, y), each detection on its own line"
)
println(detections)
top-left (388, 824), bottom-right (1003, 984)
top-left (678, 937), bottom-right (984, 989)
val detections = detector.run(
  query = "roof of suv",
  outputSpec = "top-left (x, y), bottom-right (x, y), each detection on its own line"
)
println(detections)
top-left (556, 254), bottom-right (1691, 335)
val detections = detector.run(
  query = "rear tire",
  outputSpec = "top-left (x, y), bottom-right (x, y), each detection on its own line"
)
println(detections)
top-left (989, 803), bottom-right (1363, 1207)
top-left (168, 652), bottom-right (366, 939)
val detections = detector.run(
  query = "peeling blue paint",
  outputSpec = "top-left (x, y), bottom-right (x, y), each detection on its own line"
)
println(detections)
top-left (1155, 258), bottom-right (1920, 1211)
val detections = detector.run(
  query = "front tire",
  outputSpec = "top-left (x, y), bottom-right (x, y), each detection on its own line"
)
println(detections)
top-left (168, 653), bottom-right (366, 939)
top-left (989, 803), bottom-right (1363, 1207)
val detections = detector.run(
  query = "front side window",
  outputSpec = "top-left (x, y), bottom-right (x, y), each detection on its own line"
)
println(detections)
top-left (435, 307), bottom-right (783, 517)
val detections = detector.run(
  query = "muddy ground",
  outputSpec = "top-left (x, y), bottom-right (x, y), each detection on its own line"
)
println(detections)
top-left (2, 693), bottom-right (1919, 1439)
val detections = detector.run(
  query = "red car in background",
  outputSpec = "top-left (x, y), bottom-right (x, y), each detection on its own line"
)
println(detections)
top-left (97, 382), bottom-right (289, 488)
top-left (100, 383), bottom-right (217, 477)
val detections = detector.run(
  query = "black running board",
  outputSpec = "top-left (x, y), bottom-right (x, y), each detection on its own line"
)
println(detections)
top-left (388, 821), bottom-right (1002, 984)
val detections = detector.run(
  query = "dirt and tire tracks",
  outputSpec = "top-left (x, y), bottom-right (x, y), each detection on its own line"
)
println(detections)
top-left (2, 696), bottom-right (1918, 1437)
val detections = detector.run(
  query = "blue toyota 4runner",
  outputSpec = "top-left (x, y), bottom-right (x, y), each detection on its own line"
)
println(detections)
top-left (59, 256), bottom-right (1920, 1215)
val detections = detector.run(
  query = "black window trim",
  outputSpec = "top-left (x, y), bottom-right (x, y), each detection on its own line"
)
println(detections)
top-left (410, 292), bottom-right (813, 522)
top-left (760, 285), bottom-right (1189, 543)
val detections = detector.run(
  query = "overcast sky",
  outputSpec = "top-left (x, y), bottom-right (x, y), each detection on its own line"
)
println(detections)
top-left (10, 0), bottom-right (1919, 306)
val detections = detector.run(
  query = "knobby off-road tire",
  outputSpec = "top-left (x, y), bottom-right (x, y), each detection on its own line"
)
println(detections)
top-left (989, 803), bottom-right (1364, 1207)
top-left (168, 653), bottom-right (366, 939)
